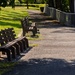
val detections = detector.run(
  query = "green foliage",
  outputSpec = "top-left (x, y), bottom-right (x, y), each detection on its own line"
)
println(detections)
top-left (61, 0), bottom-right (69, 12)
top-left (0, 0), bottom-right (7, 7)
top-left (9, 0), bottom-right (15, 8)
top-left (22, 0), bottom-right (34, 3)
top-left (46, 0), bottom-right (70, 12)
top-left (0, 0), bottom-right (15, 8)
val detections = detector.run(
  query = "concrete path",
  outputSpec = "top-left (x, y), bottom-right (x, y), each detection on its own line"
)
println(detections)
top-left (3, 10), bottom-right (75, 75)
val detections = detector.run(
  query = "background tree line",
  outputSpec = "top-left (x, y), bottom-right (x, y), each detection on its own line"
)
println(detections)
top-left (46, 0), bottom-right (74, 13)
top-left (0, 0), bottom-right (74, 13)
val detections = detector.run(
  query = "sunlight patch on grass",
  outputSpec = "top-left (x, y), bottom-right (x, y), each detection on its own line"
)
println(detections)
top-left (29, 44), bottom-right (38, 47)
top-left (0, 7), bottom-right (29, 36)
top-left (26, 33), bottom-right (43, 41)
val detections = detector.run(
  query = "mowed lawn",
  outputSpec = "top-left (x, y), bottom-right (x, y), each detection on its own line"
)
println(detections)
top-left (0, 7), bottom-right (29, 36)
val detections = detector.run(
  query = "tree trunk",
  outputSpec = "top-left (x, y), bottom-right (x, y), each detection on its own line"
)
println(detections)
top-left (47, 0), bottom-right (54, 7)
top-left (55, 0), bottom-right (62, 10)
top-left (34, 0), bottom-right (36, 3)
top-left (26, 0), bottom-right (29, 9)
top-left (53, 0), bottom-right (56, 8)
top-left (69, 0), bottom-right (74, 13)
top-left (0, 6), bottom-right (1, 10)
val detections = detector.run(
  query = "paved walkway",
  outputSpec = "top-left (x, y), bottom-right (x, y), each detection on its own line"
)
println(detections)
top-left (4, 10), bottom-right (75, 75)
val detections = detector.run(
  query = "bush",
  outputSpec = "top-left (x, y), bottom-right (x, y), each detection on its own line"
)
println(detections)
top-left (40, 7), bottom-right (44, 12)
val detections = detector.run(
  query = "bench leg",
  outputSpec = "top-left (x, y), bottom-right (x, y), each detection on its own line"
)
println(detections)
top-left (17, 41), bottom-right (24, 52)
top-left (21, 38), bottom-right (28, 50)
top-left (32, 30), bottom-right (36, 36)
top-left (14, 43), bottom-right (20, 55)
top-left (24, 38), bottom-right (29, 48)
top-left (34, 26), bottom-right (37, 33)
top-left (2, 51), bottom-right (6, 55)
top-left (9, 46), bottom-right (16, 59)
top-left (6, 49), bottom-right (11, 61)
top-left (22, 39), bottom-right (27, 50)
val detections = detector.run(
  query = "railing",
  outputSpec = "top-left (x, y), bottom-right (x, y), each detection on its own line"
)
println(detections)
top-left (44, 5), bottom-right (75, 26)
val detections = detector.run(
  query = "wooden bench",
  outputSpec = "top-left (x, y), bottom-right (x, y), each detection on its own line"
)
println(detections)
top-left (21, 17), bottom-right (38, 36)
top-left (25, 17), bottom-right (38, 32)
top-left (0, 28), bottom-right (29, 61)
top-left (0, 30), bottom-right (19, 61)
top-left (6, 28), bottom-right (29, 50)
top-left (24, 17), bottom-right (39, 33)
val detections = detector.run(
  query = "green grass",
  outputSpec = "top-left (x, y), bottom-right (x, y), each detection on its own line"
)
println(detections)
top-left (28, 4), bottom-right (45, 10)
top-left (0, 4), bottom-right (45, 36)
top-left (0, 7), bottom-right (29, 36)
top-left (29, 44), bottom-right (38, 47)
top-left (26, 32), bottom-right (43, 41)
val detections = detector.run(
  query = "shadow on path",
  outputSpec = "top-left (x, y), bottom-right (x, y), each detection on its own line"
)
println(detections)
top-left (3, 58), bottom-right (75, 75)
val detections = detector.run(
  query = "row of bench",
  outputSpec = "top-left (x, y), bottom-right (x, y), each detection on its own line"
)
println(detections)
top-left (0, 17), bottom-right (39, 61)
top-left (0, 28), bottom-right (29, 61)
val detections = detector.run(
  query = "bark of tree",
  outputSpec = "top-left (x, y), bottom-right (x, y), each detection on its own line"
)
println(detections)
top-left (26, 0), bottom-right (29, 9)
top-left (47, 0), bottom-right (54, 7)
top-left (69, 0), bottom-right (74, 13)
top-left (55, 0), bottom-right (62, 10)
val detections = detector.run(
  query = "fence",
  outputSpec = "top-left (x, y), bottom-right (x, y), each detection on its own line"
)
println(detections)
top-left (43, 5), bottom-right (75, 26)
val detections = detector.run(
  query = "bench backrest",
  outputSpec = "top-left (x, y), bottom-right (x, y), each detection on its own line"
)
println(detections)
top-left (0, 31), bottom-right (5, 46)
top-left (6, 28), bottom-right (16, 40)
top-left (21, 19), bottom-right (29, 36)
top-left (0, 28), bottom-right (16, 46)
top-left (24, 17), bottom-right (29, 26)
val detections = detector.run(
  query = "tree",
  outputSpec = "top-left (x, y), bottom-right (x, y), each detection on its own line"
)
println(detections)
top-left (46, 0), bottom-right (54, 7)
top-left (18, 0), bottom-right (22, 4)
top-left (34, 0), bottom-right (36, 3)
top-left (26, 0), bottom-right (29, 9)
top-left (54, 0), bottom-right (62, 9)
top-left (46, 0), bottom-right (69, 12)
top-left (69, 0), bottom-right (74, 13)
top-left (0, 0), bottom-right (7, 7)
top-left (23, 0), bottom-right (34, 9)
top-left (9, 0), bottom-right (15, 8)
top-left (0, 0), bottom-right (15, 9)
top-left (0, 0), bottom-right (7, 10)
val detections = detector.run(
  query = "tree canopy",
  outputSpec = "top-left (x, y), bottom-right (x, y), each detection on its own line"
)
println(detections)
top-left (0, 0), bottom-right (7, 7)
top-left (46, 0), bottom-right (74, 12)
top-left (0, 0), bottom-right (74, 12)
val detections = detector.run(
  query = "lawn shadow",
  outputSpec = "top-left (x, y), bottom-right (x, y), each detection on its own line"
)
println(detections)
top-left (0, 21), bottom-right (21, 28)
top-left (1, 10), bottom-right (27, 20)
top-left (0, 9), bottom-right (28, 28)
